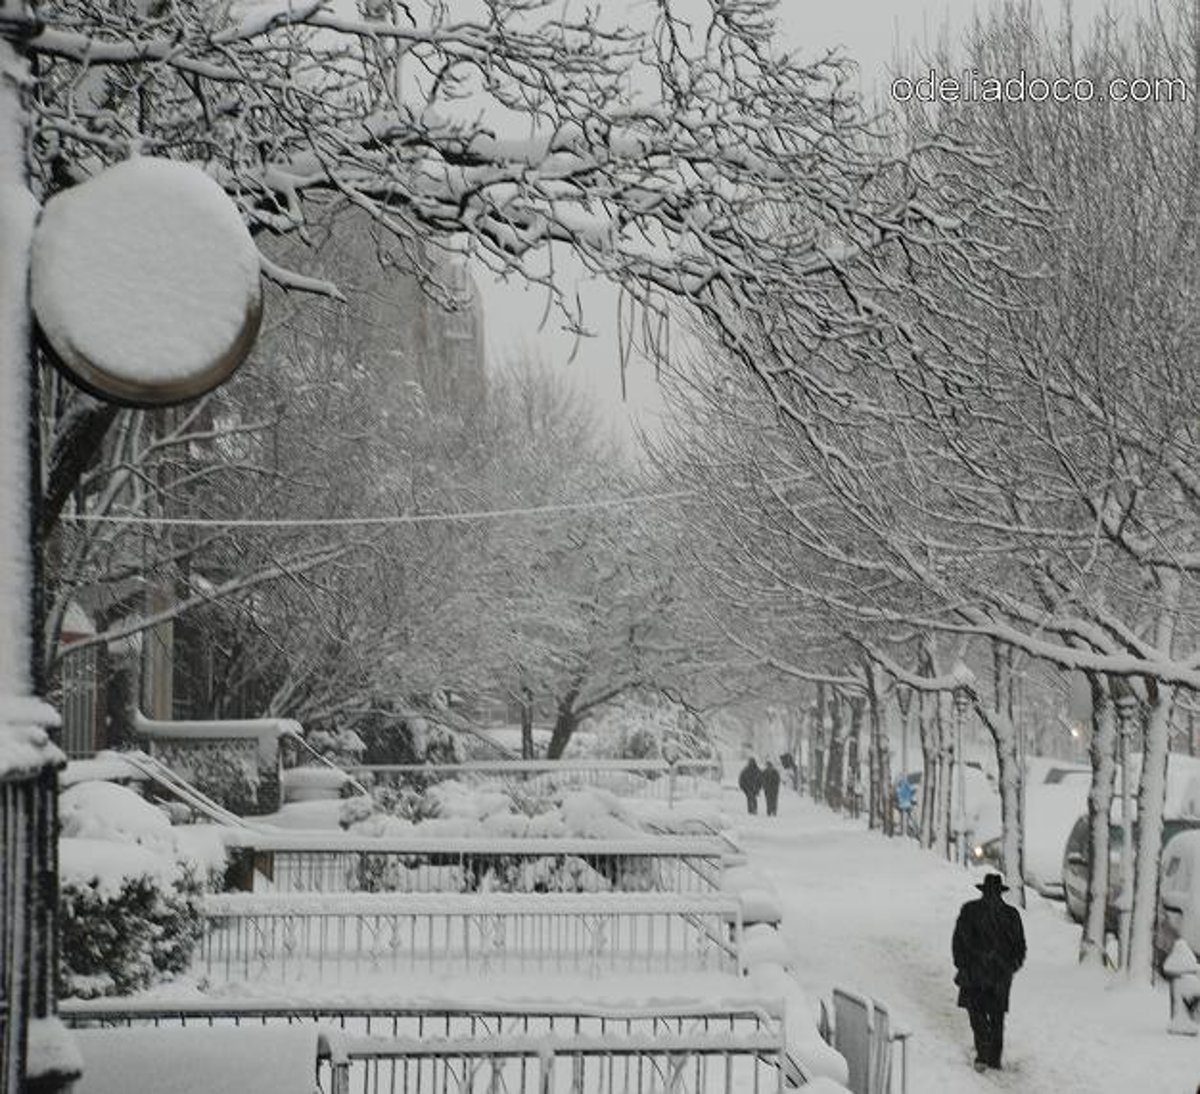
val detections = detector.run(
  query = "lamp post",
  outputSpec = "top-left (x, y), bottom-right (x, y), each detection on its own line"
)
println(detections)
top-left (1113, 679), bottom-right (1138, 971)
top-left (0, 23), bottom-right (260, 1077)
top-left (951, 662), bottom-right (975, 868)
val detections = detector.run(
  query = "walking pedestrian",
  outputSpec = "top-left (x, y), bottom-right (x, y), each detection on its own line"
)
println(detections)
top-left (952, 873), bottom-right (1026, 1072)
top-left (762, 760), bottom-right (781, 816)
top-left (738, 757), bottom-right (763, 815)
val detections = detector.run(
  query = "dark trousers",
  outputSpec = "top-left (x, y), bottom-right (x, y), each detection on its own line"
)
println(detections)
top-left (968, 1004), bottom-right (1005, 1067)
top-left (743, 792), bottom-right (758, 814)
top-left (764, 790), bottom-right (779, 816)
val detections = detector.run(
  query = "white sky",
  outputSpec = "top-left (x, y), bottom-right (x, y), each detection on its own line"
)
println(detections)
top-left (478, 0), bottom-right (1129, 443)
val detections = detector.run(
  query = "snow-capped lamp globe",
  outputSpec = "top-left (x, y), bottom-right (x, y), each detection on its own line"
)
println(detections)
top-left (30, 157), bottom-right (261, 406)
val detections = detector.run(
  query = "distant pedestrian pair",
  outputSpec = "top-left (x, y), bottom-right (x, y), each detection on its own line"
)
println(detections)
top-left (738, 758), bottom-right (780, 815)
top-left (953, 873), bottom-right (1026, 1072)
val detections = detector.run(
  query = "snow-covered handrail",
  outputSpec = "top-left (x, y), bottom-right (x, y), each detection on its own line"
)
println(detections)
top-left (347, 758), bottom-right (722, 801)
top-left (348, 759), bottom-right (720, 775)
top-left (199, 891), bottom-right (743, 984)
top-left (60, 997), bottom-right (789, 1093)
top-left (61, 997), bottom-right (786, 1024)
top-left (203, 891), bottom-right (742, 916)
top-left (221, 832), bottom-right (729, 855)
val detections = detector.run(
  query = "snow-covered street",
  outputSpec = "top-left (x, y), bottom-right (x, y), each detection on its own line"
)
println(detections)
top-left (736, 786), bottom-right (1200, 1094)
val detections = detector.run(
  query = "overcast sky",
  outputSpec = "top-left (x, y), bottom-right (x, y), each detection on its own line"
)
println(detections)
top-left (478, 0), bottom-right (1124, 442)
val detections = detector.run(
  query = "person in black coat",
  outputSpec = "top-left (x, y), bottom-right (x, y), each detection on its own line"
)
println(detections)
top-left (738, 758), bottom-right (763, 814)
top-left (761, 760), bottom-right (781, 816)
top-left (952, 873), bottom-right (1026, 1071)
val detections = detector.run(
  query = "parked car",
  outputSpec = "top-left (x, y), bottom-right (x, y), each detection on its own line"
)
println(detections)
top-left (1156, 829), bottom-right (1200, 966)
top-left (967, 759), bottom-right (1090, 896)
top-left (970, 778), bottom-right (1091, 898)
top-left (1062, 814), bottom-right (1200, 928)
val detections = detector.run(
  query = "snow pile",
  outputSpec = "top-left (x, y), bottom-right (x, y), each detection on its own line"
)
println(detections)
top-left (623, 795), bottom-right (735, 834)
top-left (59, 780), bottom-right (229, 891)
top-left (0, 714), bottom-right (64, 778)
top-left (748, 960), bottom-right (851, 1086)
top-left (722, 864), bottom-right (783, 925)
top-left (558, 788), bottom-right (643, 838)
top-left (31, 157), bottom-right (261, 403)
top-left (428, 779), bottom-right (511, 821)
top-left (338, 782), bottom-right (646, 842)
top-left (25, 1016), bottom-right (82, 1084)
top-left (59, 838), bottom-right (177, 900)
top-left (72, 1023), bottom-right (318, 1094)
top-left (60, 779), bottom-right (172, 843)
top-left (742, 922), bottom-right (791, 966)
top-left (60, 750), bottom-right (140, 788)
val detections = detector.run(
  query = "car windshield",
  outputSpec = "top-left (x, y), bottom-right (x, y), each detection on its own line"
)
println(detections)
top-left (1106, 818), bottom-right (1200, 846)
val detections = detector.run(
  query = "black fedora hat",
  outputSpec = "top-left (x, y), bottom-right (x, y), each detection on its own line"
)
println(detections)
top-left (976, 873), bottom-right (1009, 894)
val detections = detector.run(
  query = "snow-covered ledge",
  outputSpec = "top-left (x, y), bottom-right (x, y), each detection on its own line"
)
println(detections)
top-left (0, 698), bottom-right (64, 779)
top-left (131, 711), bottom-right (301, 765)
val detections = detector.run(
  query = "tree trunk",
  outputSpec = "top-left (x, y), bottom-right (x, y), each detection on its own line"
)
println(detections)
top-left (1080, 674), bottom-right (1118, 966)
top-left (40, 396), bottom-right (120, 540)
top-left (824, 689), bottom-right (845, 810)
top-left (864, 662), bottom-right (882, 831)
top-left (1127, 566), bottom-right (1181, 980)
top-left (1128, 684), bottom-right (1170, 979)
top-left (990, 640), bottom-right (1025, 906)
top-left (936, 693), bottom-right (953, 861)
top-left (546, 688), bottom-right (580, 759)
top-left (519, 684), bottom-right (535, 760)
top-left (847, 694), bottom-right (864, 819)
top-left (918, 689), bottom-right (937, 849)
top-left (812, 682), bottom-right (827, 802)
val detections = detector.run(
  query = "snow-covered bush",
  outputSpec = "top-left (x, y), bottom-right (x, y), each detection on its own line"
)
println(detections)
top-left (57, 781), bottom-right (225, 998)
top-left (337, 784), bottom-right (659, 892)
top-left (59, 842), bottom-right (205, 998)
top-left (576, 696), bottom-right (719, 767)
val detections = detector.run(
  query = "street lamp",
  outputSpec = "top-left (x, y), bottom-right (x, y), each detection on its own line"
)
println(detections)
top-left (1112, 678), bottom-right (1138, 971)
top-left (951, 661), bottom-right (975, 868)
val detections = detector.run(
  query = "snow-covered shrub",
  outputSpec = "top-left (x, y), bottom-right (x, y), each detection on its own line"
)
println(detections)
top-left (57, 781), bottom-right (224, 998)
top-left (179, 746), bottom-right (260, 815)
top-left (578, 696), bottom-right (717, 763)
top-left (58, 841), bottom-right (206, 998)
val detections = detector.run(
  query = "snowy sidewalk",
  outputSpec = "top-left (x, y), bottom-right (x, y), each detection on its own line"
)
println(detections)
top-left (729, 787), bottom-right (1200, 1094)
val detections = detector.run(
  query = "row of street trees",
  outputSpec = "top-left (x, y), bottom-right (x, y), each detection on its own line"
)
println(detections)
top-left (7, 0), bottom-right (1079, 1087)
top-left (650, 0), bottom-right (1200, 980)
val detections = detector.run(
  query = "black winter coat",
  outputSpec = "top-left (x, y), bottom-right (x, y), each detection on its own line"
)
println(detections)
top-left (738, 761), bottom-right (762, 796)
top-left (761, 764), bottom-right (781, 796)
top-left (952, 895), bottom-right (1026, 1011)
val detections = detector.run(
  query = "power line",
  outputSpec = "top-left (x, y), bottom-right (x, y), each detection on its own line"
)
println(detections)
top-left (58, 488), bottom-right (698, 529)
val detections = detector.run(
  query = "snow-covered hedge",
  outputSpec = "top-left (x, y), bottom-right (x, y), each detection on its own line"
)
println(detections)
top-left (339, 784), bottom-right (661, 893)
top-left (343, 782), bottom-right (645, 841)
top-left (58, 781), bottom-right (225, 998)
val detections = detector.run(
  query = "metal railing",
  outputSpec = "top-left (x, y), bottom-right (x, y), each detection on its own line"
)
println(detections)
top-left (318, 1026), bottom-right (787, 1093)
top-left (60, 998), bottom-right (793, 1094)
top-left (344, 759), bottom-right (722, 800)
top-left (221, 832), bottom-right (729, 895)
top-left (825, 988), bottom-right (910, 1094)
top-left (1, 762), bottom-right (60, 1094)
top-left (199, 891), bottom-right (743, 985)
